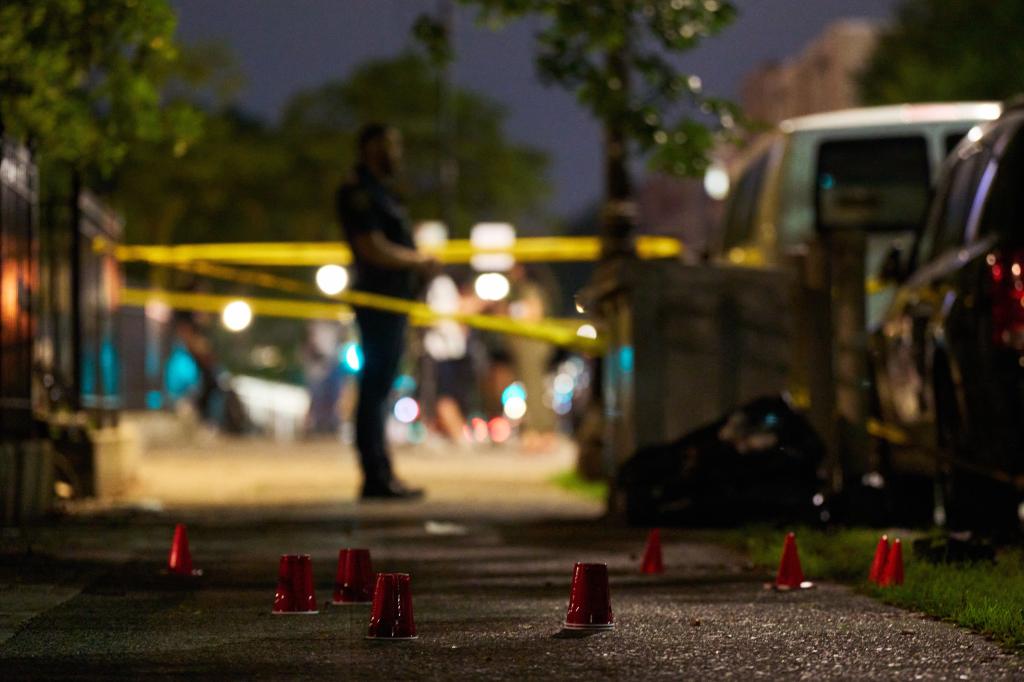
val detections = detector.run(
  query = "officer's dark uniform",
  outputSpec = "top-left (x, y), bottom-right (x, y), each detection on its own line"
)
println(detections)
top-left (336, 163), bottom-right (418, 491)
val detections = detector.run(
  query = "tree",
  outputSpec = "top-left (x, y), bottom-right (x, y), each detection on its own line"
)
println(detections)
top-left (416, 1), bottom-right (739, 256)
top-left (0, 0), bottom-right (202, 174)
top-left (279, 52), bottom-right (549, 238)
top-left (112, 52), bottom-right (549, 247)
top-left (861, 0), bottom-right (1024, 104)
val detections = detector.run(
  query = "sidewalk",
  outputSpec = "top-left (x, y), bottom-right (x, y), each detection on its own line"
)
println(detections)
top-left (113, 434), bottom-right (601, 521)
top-left (2, 439), bottom-right (1022, 679)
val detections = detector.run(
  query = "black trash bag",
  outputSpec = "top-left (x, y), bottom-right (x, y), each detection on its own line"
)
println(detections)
top-left (617, 396), bottom-right (826, 527)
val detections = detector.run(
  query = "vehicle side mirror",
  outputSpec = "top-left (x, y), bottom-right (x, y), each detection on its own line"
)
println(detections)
top-left (879, 245), bottom-right (906, 283)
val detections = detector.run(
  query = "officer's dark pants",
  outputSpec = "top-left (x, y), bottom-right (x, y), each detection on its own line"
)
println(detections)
top-left (354, 307), bottom-right (407, 487)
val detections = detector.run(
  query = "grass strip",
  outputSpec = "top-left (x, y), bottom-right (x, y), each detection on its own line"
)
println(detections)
top-left (723, 525), bottom-right (1024, 650)
top-left (548, 470), bottom-right (609, 503)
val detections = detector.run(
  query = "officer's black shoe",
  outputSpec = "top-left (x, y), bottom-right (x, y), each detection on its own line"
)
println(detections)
top-left (360, 478), bottom-right (425, 501)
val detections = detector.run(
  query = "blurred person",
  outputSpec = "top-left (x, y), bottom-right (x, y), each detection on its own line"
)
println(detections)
top-left (507, 264), bottom-right (557, 452)
top-left (336, 123), bottom-right (439, 500)
top-left (302, 320), bottom-right (344, 435)
top-left (169, 311), bottom-right (247, 434)
top-left (424, 273), bottom-right (480, 442)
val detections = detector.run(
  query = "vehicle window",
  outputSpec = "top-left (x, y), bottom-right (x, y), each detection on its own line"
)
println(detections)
top-left (945, 130), bottom-right (969, 155)
top-left (815, 136), bottom-right (930, 233)
top-left (978, 123), bottom-right (1024, 240)
top-left (721, 150), bottom-right (770, 251)
top-left (916, 142), bottom-right (992, 264)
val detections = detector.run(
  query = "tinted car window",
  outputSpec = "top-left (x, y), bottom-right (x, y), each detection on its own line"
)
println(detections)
top-left (916, 142), bottom-right (992, 263)
top-left (721, 150), bottom-right (770, 251)
top-left (979, 122), bottom-right (1024, 241)
top-left (816, 136), bottom-right (930, 232)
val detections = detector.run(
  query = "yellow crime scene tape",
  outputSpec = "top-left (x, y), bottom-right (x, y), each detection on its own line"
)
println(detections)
top-left (104, 235), bottom-right (685, 354)
top-left (114, 256), bottom-right (606, 353)
top-left (112, 235), bottom-right (683, 266)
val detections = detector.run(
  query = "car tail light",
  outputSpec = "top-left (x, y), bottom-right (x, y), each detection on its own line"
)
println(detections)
top-left (988, 249), bottom-right (1024, 350)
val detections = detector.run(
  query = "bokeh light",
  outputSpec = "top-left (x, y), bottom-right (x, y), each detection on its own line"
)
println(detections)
top-left (393, 397), bottom-right (419, 424)
top-left (222, 300), bottom-right (253, 332)
top-left (474, 272), bottom-right (511, 301)
top-left (315, 264), bottom-right (349, 295)
top-left (503, 396), bottom-right (527, 420)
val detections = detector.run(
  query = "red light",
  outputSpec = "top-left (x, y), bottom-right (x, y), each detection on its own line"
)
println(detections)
top-left (989, 250), bottom-right (1024, 350)
top-left (488, 417), bottom-right (512, 443)
top-left (471, 417), bottom-right (489, 442)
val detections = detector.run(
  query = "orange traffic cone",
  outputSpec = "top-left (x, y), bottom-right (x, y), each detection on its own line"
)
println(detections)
top-left (774, 532), bottom-right (812, 590)
top-left (868, 534), bottom-right (889, 585)
top-left (168, 523), bottom-right (200, 576)
top-left (640, 529), bottom-right (664, 574)
top-left (879, 538), bottom-right (904, 587)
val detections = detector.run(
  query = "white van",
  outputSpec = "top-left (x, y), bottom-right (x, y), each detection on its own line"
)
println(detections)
top-left (716, 102), bottom-right (1001, 328)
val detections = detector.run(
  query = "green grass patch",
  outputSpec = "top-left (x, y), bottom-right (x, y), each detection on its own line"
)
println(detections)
top-left (548, 470), bottom-right (608, 503)
top-left (723, 526), bottom-right (1024, 650)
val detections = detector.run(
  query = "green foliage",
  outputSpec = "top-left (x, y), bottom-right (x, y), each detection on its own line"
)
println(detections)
top-left (873, 551), bottom-right (1024, 650)
top-left (280, 53), bottom-right (549, 237)
top-left (861, 0), bottom-right (1024, 104)
top-left (417, 0), bottom-right (740, 177)
top-left (729, 526), bottom-right (1024, 651)
top-left (113, 52), bottom-right (549, 246)
top-left (0, 0), bottom-right (203, 174)
top-left (549, 469), bottom-right (609, 502)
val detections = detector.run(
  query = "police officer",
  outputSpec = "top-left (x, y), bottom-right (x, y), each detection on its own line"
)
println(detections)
top-left (337, 124), bottom-right (438, 500)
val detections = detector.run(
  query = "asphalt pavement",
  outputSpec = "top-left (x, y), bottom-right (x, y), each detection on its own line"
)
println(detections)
top-left (2, 437), bottom-right (1023, 679)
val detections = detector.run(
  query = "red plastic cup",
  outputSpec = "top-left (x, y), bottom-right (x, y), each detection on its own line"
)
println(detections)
top-left (272, 554), bottom-right (319, 614)
top-left (563, 562), bottom-right (614, 630)
top-left (367, 573), bottom-right (417, 640)
top-left (272, 555), bottom-right (295, 613)
top-left (294, 555), bottom-right (319, 613)
top-left (333, 548), bottom-right (374, 604)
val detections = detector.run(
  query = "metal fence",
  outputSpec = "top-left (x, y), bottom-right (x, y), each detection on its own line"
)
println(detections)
top-left (0, 138), bottom-right (38, 439)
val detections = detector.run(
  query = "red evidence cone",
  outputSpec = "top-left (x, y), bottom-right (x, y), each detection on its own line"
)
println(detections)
top-left (272, 554), bottom-right (319, 614)
top-left (774, 532), bottom-right (812, 590)
top-left (879, 538), bottom-right (904, 587)
top-left (367, 573), bottom-right (417, 639)
top-left (640, 529), bottom-right (664, 575)
top-left (868, 535), bottom-right (889, 585)
top-left (563, 562), bottom-right (614, 630)
top-left (333, 548), bottom-right (374, 604)
top-left (168, 523), bottom-right (200, 576)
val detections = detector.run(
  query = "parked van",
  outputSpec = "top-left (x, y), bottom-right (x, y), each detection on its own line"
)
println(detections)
top-left (717, 102), bottom-right (1001, 329)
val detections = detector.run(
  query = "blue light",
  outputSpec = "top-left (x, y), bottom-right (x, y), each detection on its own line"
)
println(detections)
top-left (619, 346), bottom-right (634, 373)
top-left (342, 342), bottom-right (363, 373)
top-left (501, 382), bottom-right (526, 405)
top-left (393, 374), bottom-right (417, 393)
top-left (820, 173), bottom-right (835, 190)
top-left (164, 343), bottom-right (200, 400)
top-left (146, 390), bottom-right (164, 410)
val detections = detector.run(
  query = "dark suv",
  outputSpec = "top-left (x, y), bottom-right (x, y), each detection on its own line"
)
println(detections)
top-left (872, 103), bottom-right (1024, 531)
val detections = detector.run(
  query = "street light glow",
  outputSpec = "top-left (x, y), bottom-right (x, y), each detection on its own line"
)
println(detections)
top-left (475, 272), bottom-right (510, 301)
top-left (503, 396), bottom-right (527, 420)
top-left (222, 300), bottom-right (253, 332)
top-left (315, 264), bottom-right (349, 295)
top-left (576, 323), bottom-right (598, 339)
top-left (470, 222), bottom-right (516, 272)
top-left (393, 397), bottom-right (420, 424)
top-left (704, 164), bottom-right (730, 200)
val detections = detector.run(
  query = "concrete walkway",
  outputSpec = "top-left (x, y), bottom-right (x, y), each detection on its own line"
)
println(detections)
top-left (2, 439), bottom-right (1022, 679)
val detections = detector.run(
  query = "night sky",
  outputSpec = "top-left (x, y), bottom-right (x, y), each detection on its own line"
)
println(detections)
top-left (170, 0), bottom-right (901, 218)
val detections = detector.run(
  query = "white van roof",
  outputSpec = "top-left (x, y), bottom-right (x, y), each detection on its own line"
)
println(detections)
top-left (780, 102), bottom-right (1002, 133)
